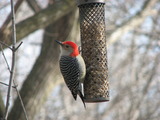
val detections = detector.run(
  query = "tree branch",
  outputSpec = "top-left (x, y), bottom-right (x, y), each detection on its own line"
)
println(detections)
top-left (26, 0), bottom-right (41, 12)
top-left (0, 0), bottom-right (75, 50)
top-left (0, 0), bottom-right (24, 32)
top-left (108, 0), bottom-right (158, 45)
top-left (3, 0), bottom-right (17, 119)
top-left (0, 44), bottom-right (11, 72)
top-left (13, 80), bottom-right (29, 120)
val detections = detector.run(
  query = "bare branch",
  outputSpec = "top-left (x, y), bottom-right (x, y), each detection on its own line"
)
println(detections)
top-left (0, 0), bottom-right (24, 32)
top-left (3, 0), bottom-right (17, 119)
top-left (0, 82), bottom-right (17, 89)
top-left (26, 0), bottom-right (41, 12)
top-left (1, 1), bottom-right (25, 119)
top-left (0, 32), bottom-right (26, 120)
top-left (12, 80), bottom-right (28, 120)
top-left (0, 0), bottom-right (75, 50)
top-left (0, 80), bottom-right (28, 120)
top-left (0, 41), bottom-right (12, 50)
top-left (0, 44), bottom-right (11, 72)
top-left (108, 0), bottom-right (158, 45)
top-left (14, 42), bottom-right (23, 51)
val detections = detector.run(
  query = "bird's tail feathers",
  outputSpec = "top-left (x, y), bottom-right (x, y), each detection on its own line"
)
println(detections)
top-left (78, 90), bottom-right (86, 109)
top-left (72, 91), bottom-right (77, 100)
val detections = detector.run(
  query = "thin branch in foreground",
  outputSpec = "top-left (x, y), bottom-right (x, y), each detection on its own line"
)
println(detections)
top-left (0, 82), bottom-right (17, 89)
top-left (0, 41), bottom-right (12, 50)
top-left (2, 0), bottom-right (28, 120)
top-left (13, 80), bottom-right (29, 120)
top-left (3, 0), bottom-right (17, 119)
top-left (0, 44), bottom-right (11, 72)
top-left (0, 80), bottom-right (28, 120)
top-left (14, 41), bottom-right (23, 51)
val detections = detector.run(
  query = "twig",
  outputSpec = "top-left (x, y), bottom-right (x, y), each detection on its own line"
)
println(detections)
top-left (0, 81), bottom-right (17, 88)
top-left (0, 41), bottom-right (12, 50)
top-left (3, 0), bottom-right (17, 119)
top-left (13, 80), bottom-right (29, 120)
top-left (0, 80), bottom-right (29, 120)
top-left (0, 44), bottom-right (11, 72)
top-left (14, 41), bottom-right (23, 51)
top-left (1, 1), bottom-right (28, 120)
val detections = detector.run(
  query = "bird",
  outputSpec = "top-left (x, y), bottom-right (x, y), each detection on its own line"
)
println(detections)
top-left (55, 40), bottom-right (86, 108)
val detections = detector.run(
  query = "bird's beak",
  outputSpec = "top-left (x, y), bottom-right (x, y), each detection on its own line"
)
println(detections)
top-left (55, 40), bottom-right (63, 46)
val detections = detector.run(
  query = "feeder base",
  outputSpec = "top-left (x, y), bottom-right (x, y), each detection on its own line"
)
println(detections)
top-left (84, 97), bottom-right (109, 103)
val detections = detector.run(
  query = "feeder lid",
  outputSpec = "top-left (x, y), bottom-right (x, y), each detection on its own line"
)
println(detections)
top-left (77, 0), bottom-right (105, 6)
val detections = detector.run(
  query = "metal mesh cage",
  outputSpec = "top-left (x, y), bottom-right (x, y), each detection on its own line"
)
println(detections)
top-left (78, 2), bottom-right (109, 102)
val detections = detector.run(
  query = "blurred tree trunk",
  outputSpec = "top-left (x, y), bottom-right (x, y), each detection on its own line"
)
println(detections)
top-left (0, 93), bottom-right (5, 118)
top-left (0, 0), bottom-right (75, 49)
top-left (8, 9), bottom-right (77, 120)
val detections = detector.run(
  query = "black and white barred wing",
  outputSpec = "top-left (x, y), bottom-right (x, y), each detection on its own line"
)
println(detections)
top-left (60, 56), bottom-right (80, 99)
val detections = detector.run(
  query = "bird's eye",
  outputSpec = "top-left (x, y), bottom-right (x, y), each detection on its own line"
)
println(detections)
top-left (65, 45), bottom-right (69, 48)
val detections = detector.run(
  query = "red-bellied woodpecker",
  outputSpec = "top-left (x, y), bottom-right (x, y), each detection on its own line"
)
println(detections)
top-left (55, 40), bottom-right (86, 108)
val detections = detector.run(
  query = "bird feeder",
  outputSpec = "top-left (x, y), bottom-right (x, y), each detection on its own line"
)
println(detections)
top-left (77, 0), bottom-right (109, 102)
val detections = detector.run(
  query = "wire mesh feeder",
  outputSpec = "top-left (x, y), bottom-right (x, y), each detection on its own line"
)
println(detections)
top-left (78, 0), bottom-right (109, 102)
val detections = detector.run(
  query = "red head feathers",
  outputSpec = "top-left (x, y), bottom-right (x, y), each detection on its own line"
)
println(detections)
top-left (62, 41), bottom-right (79, 57)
